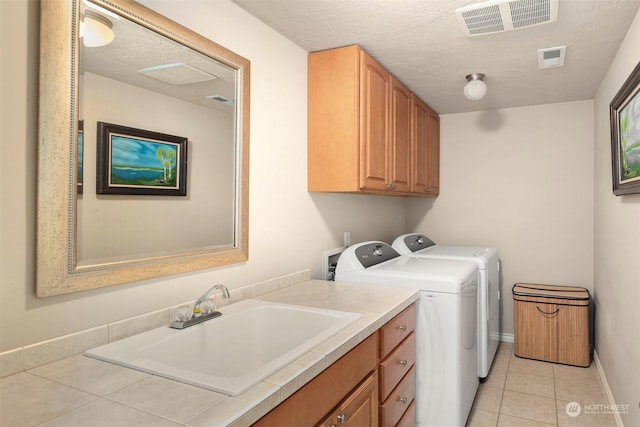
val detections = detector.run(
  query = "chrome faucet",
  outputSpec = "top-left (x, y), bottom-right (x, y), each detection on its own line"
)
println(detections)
top-left (194, 284), bottom-right (230, 313)
top-left (170, 284), bottom-right (231, 329)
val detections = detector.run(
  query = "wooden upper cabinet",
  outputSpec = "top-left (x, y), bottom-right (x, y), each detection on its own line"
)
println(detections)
top-left (389, 76), bottom-right (412, 193)
top-left (426, 108), bottom-right (440, 195)
top-left (359, 51), bottom-right (391, 192)
top-left (308, 44), bottom-right (438, 196)
top-left (411, 95), bottom-right (439, 196)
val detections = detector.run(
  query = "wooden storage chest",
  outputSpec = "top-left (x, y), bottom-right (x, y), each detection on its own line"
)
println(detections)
top-left (513, 283), bottom-right (592, 367)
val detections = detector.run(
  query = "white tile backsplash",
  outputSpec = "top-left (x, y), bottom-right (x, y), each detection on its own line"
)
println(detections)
top-left (108, 308), bottom-right (170, 342)
top-left (1, 269), bottom-right (312, 375)
top-left (0, 347), bottom-right (23, 378)
top-left (23, 325), bottom-right (108, 370)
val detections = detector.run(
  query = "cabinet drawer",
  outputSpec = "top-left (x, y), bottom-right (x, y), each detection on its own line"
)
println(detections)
top-left (395, 399), bottom-right (415, 427)
top-left (379, 366), bottom-right (416, 427)
top-left (378, 305), bottom-right (416, 358)
top-left (379, 332), bottom-right (415, 401)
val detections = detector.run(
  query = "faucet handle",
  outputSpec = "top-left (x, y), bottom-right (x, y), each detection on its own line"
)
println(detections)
top-left (200, 298), bottom-right (216, 314)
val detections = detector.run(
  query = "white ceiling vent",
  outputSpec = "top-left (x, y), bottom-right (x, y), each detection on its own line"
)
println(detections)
top-left (538, 46), bottom-right (566, 68)
top-left (455, 0), bottom-right (559, 37)
top-left (206, 95), bottom-right (234, 105)
top-left (138, 63), bottom-right (218, 85)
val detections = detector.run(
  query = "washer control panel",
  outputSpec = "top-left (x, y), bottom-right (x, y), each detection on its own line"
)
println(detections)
top-left (403, 234), bottom-right (436, 252)
top-left (354, 243), bottom-right (400, 268)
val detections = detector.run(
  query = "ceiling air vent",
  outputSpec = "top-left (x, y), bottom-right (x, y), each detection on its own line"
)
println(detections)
top-left (455, 0), bottom-right (559, 37)
top-left (538, 45), bottom-right (566, 68)
top-left (138, 63), bottom-right (218, 85)
top-left (206, 95), bottom-right (234, 105)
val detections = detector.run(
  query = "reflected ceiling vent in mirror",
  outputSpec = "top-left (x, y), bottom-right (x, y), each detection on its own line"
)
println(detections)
top-left (455, 0), bottom-right (559, 37)
top-left (206, 95), bottom-right (234, 105)
top-left (138, 63), bottom-right (218, 85)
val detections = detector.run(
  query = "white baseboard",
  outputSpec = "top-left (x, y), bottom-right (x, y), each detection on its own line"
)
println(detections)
top-left (594, 350), bottom-right (625, 427)
top-left (499, 333), bottom-right (514, 343)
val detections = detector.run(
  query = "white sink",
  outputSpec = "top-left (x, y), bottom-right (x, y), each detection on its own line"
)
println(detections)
top-left (85, 299), bottom-right (361, 395)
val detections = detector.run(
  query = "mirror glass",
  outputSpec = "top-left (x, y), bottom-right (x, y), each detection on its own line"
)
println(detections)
top-left (78, 0), bottom-right (236, 265)
top-left (36, 0), bottom-right (249, 296)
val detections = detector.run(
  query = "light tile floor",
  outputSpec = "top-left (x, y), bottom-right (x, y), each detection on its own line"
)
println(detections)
top-left (466, 342), bottom-right (618, 427)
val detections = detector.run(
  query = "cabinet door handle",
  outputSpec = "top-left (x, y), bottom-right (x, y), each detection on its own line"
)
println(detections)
top-left (400, 397), bottom-right (408, 404)
top-left (399, 359), bottom-right (408, 366)
top-left (337, 413), bottom-right (348, 424)
top-left (399, 324), bottom-right (407, 331)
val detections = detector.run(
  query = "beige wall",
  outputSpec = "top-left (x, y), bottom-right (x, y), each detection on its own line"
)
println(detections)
top-left (0, 0), bottom-right (406, 351)
top-left (406, 101), bottom-right (595, 336)
top-left (593, 6), bottom-right (640, 425)
top-left (78, 72), bottom-right (235, 263)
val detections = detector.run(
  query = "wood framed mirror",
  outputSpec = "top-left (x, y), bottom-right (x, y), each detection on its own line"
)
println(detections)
top-left (37, 0), bottom-right (249, 297)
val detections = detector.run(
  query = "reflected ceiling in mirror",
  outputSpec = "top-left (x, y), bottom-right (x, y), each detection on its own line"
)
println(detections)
top-left (37, 0), bottom-right (250, 297)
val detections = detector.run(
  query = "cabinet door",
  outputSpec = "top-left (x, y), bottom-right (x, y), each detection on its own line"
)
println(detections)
top-left (410, 95), bottom-right (429, 194)
top-left (359, 51), bottom-right (390, 191)
top-left (389, 77), bottom-right (411, 193)
top-left (411, 95), bottom-right (439, 195)
top-left (332, 373), bottom-right (378, 427)
top-left (426, 108), bottom-right (440, 195)
top-left (253, 334), bottom-right (377, 427)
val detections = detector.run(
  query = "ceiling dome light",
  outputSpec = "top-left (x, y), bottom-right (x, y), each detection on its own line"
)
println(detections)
top-left (463, 73), bottom-right (487, 101)
top-left (81, 11), bottom-right (114, 47)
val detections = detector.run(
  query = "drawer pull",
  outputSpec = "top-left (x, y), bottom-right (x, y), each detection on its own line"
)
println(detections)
top-left (399, 324), bottom-right (407, 331)
top-left (400, 397), bottom-right (408, 404)
top-left (399, 359), bottom-right (408, 366)
top-left (337, 413), bottom-right (348, 424)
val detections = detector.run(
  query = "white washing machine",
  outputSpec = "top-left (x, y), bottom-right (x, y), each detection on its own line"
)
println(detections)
top-left (335, 241), bottom-right (478, 427)
top-left (392, 233), bottom-right (500, 380)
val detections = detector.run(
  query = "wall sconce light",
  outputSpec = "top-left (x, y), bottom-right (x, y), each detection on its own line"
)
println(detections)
top-left (81, 11), bottom-right (114, 47)
top-left (463, 73), bottom-right (487, 101)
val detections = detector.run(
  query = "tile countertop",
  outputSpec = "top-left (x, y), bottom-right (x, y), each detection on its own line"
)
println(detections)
top-left (0, 280), bottom-right (419, 427)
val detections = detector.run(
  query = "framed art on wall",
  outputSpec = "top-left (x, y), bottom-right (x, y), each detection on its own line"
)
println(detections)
top-left (610, 61), bottom-right (640, 196)
top-left (96, 122), bottom-right (188, 196)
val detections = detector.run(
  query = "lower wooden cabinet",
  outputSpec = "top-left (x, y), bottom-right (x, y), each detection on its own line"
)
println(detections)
top-left (253, 304), bottom-right (416, 427)
top-left (395, 400), bottom-right (416, 427)
top-left (378, 305), bottom-right (416, 426)
top-left (318, 373), bottom-right (378, 427)
top-left (253, 334), bottom-right (377, 427)
top-left (378, 367), bottom-right (416, 427)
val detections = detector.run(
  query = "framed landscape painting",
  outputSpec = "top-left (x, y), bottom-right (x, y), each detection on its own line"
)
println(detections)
top-left (610, 61), bottom-right (640, 196)
top-left (96, 122), bottom-right (188, 196)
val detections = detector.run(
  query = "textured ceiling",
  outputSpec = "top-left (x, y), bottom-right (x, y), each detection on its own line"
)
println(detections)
top-left (81, 1), bottom-right (236, 112)
top-left (232, 0), bottom-right (640, 114)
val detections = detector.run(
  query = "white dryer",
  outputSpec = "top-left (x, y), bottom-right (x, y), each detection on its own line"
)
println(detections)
top-left (392, 233), bottom-right (500, 380)
top-left (336, 241), bottom-right (478, 427)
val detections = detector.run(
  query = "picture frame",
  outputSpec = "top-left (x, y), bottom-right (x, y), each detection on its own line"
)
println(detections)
top-left (610, 60), bottom-right (640, 196)
top-left (96, 122), bottom-right (188, 196)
